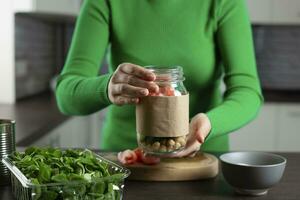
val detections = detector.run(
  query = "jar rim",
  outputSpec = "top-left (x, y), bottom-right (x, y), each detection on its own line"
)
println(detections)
top-left (145, 65), bottom-right (184, 82)
top-left (145, 65), bottom-right (182, 72)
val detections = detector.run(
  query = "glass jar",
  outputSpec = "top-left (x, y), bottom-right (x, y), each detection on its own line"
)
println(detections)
top-left (136, 66), bottom-right (189, 156)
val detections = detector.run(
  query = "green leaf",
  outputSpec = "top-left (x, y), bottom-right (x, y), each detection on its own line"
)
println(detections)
top-left (33, 155), bottom-right (45, 163)
top-left (51, 173), bottom-right (68, 183)
top-left (11, 151), bottom-right (23, 161)
top-left (90, 181), bottom-right (106, 194)
top-left (38, 162), bottom-right (51, 183)
top-left (52, 149), bottom-right (62, 158)
top-left (25, 146), bottom-right (40, 156)
top-left (68, 173), bottom-right (85, 182)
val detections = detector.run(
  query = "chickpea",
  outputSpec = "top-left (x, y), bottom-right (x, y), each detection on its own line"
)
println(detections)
top-left (152, 141), bottom-right (160, 151)
top-left (175, 142), bottom-right (181, 149)
top-left (176, 136), bottom-right (186, 146)
top-left (167, 139), bottom-right (175, 147)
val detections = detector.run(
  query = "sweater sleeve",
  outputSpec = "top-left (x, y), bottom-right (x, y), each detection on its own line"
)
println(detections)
top-left (205, 0), bottom-right (264, 141)
top-left (56, 0), bottom-right (112, 115)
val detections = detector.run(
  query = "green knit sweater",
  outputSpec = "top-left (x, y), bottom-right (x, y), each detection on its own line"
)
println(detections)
top-left (56, 0), bottom-right (263, 151)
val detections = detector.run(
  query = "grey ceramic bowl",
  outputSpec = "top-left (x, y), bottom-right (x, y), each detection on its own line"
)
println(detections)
top-left (220, 152), bottom-right (286, 196)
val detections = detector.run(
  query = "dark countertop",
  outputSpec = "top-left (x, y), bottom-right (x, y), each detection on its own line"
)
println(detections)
top-left (262, 89), bottom-right (300, 103)
top-left (1, 152), bottom-right (299, 200)
top-left (0, 92), bottom-right (68, 146)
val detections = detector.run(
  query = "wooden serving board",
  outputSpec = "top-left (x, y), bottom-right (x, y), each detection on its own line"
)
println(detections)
top-left (102, 152), bottom-right (219, 181)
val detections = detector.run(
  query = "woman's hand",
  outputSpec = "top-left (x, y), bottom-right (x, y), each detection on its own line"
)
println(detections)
top-left (108, 63), bottom-right (159, 105)
top-left (169, 113), bottom-right (211, 158)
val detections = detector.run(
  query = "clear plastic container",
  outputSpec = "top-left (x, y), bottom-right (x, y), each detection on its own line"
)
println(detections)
top-left (137, 66), bottom-right (189, 156)
top-left (2, 151), bottom-right (130, 200)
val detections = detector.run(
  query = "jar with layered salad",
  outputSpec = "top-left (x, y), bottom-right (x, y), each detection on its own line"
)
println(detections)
top-left (136, 66), bottom-right (189, 155)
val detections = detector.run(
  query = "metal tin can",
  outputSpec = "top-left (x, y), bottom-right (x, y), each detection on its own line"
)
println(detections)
top-left (0, 119), bottom-right (16, 185)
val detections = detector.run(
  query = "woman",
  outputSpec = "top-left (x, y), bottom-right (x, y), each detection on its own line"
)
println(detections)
top-left (56, 0), bottom-right (263, 157)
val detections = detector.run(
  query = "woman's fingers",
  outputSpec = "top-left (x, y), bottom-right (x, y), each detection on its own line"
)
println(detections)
top-left (108, 63), bottom-right (159, 105)
top-left (112, 84), bottom-right (149, 97)
top-left (195, 129), bottom-right (205, 144)
top-left (128, 77), bottom-right (159, 92)
top-left (114, 96), bottom-right (139, 106)
top-left (188, 125), bottom-right (203, 145)
top-left (189, 113), bottom-right (211, 144)
top-left (112, 72), bottom-right (159, 92)
top-left (119, 63), bottom-right (155, 81)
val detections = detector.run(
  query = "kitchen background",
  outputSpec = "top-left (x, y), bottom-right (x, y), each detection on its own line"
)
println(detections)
top-left (0, 0), bottom-right (300, 151)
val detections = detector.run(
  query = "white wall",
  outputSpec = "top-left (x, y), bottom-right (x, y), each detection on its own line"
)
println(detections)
top-left (0, 1), bottom-right (15, 104)
top-left (12, 0), bottom-right (33, 12)
top-left (247, 0), bottom-right (300, 24)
